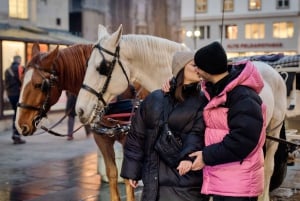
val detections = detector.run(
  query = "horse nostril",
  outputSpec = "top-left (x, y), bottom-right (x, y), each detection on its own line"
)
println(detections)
top-left (21, 125), bottom-right (30, 136)
top-left (77, 108), bottom-right (84, 117)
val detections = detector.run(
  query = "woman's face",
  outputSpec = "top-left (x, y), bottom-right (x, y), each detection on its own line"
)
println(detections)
top-left (183, 60), bottom-right (201, 84)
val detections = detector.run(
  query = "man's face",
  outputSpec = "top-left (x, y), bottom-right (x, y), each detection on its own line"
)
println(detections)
top-left (195, 67), bottom-right (210, 82)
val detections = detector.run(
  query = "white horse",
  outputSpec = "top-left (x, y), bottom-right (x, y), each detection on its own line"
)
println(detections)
top-left (75, 24), bottom-right (287, 201)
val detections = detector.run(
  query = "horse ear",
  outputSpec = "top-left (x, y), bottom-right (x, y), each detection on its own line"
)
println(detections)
top-left (50, 45), bottom-right (59, 59)
top-left (110, 24), bottom-right (123, 46)
top-left (98, 24), bottom-right (108, 39)
top-left (32, 43), bottom-right (40, 57)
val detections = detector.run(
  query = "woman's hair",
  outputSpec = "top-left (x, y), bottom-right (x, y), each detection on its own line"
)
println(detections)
top-left (174, 69), bottom-right (185, 102)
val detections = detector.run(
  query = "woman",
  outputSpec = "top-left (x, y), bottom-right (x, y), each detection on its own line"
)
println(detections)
top-left (121, 51), bottom-right (209, 201)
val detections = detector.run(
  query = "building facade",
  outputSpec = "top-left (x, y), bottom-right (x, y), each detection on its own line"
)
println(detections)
top-left (0, 0), bottom-right (91, 119)
top-left (70, 0), bottom-right (182, 42)
top-left (181, 0), bottom-right (300, 58)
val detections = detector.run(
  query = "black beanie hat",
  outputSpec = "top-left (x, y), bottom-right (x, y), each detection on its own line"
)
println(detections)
top-left (194, 41), bottom-right (228, 75)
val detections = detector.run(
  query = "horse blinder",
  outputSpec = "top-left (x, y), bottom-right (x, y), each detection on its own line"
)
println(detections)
top-left (41, 79), bottom-right (50, 93)
top-left (97, 60), bottom-right (112, 76)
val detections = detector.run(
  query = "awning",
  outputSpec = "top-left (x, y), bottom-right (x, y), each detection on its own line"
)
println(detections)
top-left (0, 26), bottom-right (92, 45)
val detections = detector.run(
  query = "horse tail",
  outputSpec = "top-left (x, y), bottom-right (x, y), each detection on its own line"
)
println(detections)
top-left (269, 121), bottom-right (288, 192)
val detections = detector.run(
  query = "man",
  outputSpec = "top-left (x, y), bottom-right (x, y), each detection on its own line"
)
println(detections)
top-left (4, 55), bottom-right (26, 144)
top-left (189, 41), bottom-right (266, 201)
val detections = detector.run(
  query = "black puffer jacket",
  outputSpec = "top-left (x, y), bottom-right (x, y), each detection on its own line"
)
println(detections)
top-left (121, 83), bottom-right (208, 201)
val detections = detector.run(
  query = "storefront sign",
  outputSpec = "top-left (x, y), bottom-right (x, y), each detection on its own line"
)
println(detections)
top-left (227, 43), bottom-right (283, 49)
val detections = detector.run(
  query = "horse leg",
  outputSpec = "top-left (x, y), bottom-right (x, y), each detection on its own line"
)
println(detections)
top-left (93, 133), bottom-right (120, 201)
top-left (118, 137), bottom-right (136, 201)
top-left (270, 122), bottom-right (288, 191)
top-left (124, 179), bottom-right (136, 201)
top-left (259, 126), bottom-right (281, 201)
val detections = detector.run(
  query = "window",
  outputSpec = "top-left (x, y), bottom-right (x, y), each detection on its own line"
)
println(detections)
top-left (9, 0), bottom-right (28, 19)
top-left (223, 0), bottom-right (234, 11)
top-left (195, 0), bottom-right (207, 13)
top-left (273, 22), bottom-right (294, 38)
top-left (277, 0), bottom-right (289, 9)
top-left (245, 23), bottom-right (265, 39)
top-left (206, 26), bottom-right (210, 39)
top-left (248, 0), bottom-right (261, 10)
top-left (225, 24), bottom-right (238, 39)
top-left (56, 18), bottom-right (61, 26)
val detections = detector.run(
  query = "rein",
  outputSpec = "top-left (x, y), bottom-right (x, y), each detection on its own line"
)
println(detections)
top-left (17, 64), bottom-right (83, 137)
top-left (266, 120), bottom-right (300, 153)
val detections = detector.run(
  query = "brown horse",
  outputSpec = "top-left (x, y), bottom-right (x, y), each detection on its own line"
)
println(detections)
top-left (15, 43), bottom-right (148, 201)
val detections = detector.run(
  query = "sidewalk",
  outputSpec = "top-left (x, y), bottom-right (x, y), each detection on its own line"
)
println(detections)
top-left (0, 112), bottom-right (97, 168)
top-left (0, 112), bottom-right (142, 201)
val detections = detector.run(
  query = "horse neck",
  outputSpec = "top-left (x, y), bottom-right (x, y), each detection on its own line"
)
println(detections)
top-left (54, 45), bottom-right (92, 95)
top-left (120, 35), bottom-right (187, 92)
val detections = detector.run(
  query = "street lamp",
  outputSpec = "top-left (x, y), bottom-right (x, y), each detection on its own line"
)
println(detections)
top-left (186, 28), bottom-right (201, 49)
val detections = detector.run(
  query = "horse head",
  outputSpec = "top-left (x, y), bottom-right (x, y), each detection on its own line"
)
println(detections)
top-left (16, 43), bottom-right (62, 135)
top-left (76, 24), bottom-right (190, 125)
top-left (76, 24), bottom-right (130, 124)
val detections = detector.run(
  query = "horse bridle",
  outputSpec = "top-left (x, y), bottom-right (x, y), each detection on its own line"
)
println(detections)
top-left (81, 44), bottom-right (130, 123)
top-left (17, 65), bottom-right (58, 128)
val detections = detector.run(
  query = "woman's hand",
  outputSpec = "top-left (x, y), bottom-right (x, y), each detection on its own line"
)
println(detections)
top-left (177, 160), bottom-right (192, 176)
top-left (161, 78), bottom-right (172, 93)
top-left (189, 151), bottom-right (205, 171)
top-left (129, 179), bottom-right (139, 188)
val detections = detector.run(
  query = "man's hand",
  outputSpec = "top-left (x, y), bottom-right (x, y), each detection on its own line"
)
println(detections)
top-left (129, 179), bottom-right (139, 188)
top-left (177, 160), bottom-right (192, 176)
top-left (189, 151), bottom-right (205, 171)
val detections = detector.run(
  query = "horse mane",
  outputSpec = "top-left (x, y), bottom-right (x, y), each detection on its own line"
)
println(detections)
top-left (121, 34), bottom-right (189, 70)
top-left (54, 44), bottom-right (93, 90)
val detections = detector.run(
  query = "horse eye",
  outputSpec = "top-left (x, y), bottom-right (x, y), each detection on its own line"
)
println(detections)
top-left (97, 60), bottom-right (111, 76)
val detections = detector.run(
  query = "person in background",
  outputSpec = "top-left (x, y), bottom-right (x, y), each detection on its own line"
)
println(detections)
top-left (190, 41), bottom-right (266, 201)
top-left (65, 91), bottom-right (91, 141)
top-left (4, 55), bottom-right (26, 144)
top-left (121, 51), bottom-right (209, 201)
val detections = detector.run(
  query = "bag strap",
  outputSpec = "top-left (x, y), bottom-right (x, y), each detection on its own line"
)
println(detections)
top-left (163, 95), bottom-right (171, 130)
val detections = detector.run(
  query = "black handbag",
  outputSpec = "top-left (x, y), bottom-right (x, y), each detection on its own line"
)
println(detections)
top-left (154, 95), bottom-right (182, 168)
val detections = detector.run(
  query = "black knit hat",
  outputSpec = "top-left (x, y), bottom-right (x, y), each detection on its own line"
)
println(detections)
top-left (194, 41), bottom-right (228, 75)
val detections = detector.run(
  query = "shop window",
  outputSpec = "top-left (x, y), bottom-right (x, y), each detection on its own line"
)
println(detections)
top-left (9, 0), bottom-right (28, 19)
top-left (26, 43), bottom-right (48, 62)
top-left (273, 22), bottom-right (294, 38)
top-left (245, 23), bottom-right (265, 39)
top-left (248, 0), bottom-right (261, 10)
top-left (2, 41), bottom-right (25, 114)
top-left (225, 24), bottom-right (238, 39)
top-left (195, 0), bottom-right (207, 13)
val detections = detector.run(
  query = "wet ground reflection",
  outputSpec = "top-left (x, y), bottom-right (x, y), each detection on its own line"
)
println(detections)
top-left (0, 152), bottom-right (299, 201)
